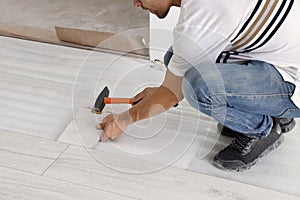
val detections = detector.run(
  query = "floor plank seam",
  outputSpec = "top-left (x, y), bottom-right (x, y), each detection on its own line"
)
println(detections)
top-left (0, 69), bottom-right (75, 86)
top-left (0, 165), bottom-right (44, 177)
top-left (42, 174), bottom-right (142, 200)
top-left (63, 143), bottom-right (177, 168)
top-left (0, 128), bottom-right (78, 146)
top-left (0, 128), bottom-right (60, 141)
top-left (4, 163), bottom-right (298, 199)
top-left (1, 171), bottom-right (140, 200)
top-left (0, 148), bottom-right (56, 160)
top-left (40, 144), bottom-right (71, 176)
top-left (39, 145), bottom-right (144, 200)
top-left (0, 165), bottom-right (140, 200)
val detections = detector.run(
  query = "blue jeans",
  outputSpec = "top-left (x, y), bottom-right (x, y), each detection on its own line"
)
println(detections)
top-left (164, 47), bottom-right (300, 138)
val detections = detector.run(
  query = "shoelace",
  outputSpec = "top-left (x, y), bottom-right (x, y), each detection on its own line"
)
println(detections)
top-left (232, 134), bottom-right (256, 154)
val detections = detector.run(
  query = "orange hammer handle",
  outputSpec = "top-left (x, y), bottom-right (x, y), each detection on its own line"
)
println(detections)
top-left (104, 98), bottom-right (133, 104)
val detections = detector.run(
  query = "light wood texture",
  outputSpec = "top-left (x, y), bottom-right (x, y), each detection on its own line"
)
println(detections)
top-left (58, 107), bottom-right (300, 196)
top-left (0, 149), bottom-right (53, 175)
top-left (0, 129), bottom-right (68, 159)
top-left (0, 166), bottom-right (136, 200)
top-left (1, 35), bottom-right (300, 200)
top-left (57, 106), bottom-right (216, 171)
top-left (43, 145), bottom-right (300, 200)
top-left (0, 129), bottom-right (68, 174)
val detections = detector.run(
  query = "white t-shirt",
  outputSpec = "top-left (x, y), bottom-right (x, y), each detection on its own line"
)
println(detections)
top-left (168, 0), bottom-right (300, 108)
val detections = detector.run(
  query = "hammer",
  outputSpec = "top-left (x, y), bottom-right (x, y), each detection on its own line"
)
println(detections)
top-left (91, 86), bottom-right (141, 114)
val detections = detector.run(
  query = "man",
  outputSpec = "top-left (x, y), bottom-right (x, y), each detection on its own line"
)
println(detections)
top-left (98, 0), bottom-right (300, 171)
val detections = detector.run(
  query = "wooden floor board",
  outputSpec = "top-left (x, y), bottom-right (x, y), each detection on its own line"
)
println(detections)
top-left (0, 149), bottom-right (53, 175)
top-left (0, 129), bottom-right (68, 174)
top-left (0, 129), bottom-right (68, 159)
top-left (43, 145), bottom-right (300, 200)
top-left (0, 166), bottom-right (137, 200)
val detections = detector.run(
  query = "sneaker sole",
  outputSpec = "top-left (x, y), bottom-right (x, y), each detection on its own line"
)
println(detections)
top-left (213, 135), bottom-right (285, 172)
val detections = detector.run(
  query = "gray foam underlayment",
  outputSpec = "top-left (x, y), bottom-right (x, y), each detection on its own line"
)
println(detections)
top-left (1, 36), bottom-right (300, 196)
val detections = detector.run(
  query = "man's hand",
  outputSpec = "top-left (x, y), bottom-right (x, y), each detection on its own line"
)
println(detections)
top-left (96, 111), bottom-right (133, 142)
top-left (96, 87), bottom-right (157, 141)
top-left (131, 87), bottom-right (158, 104)
top-left (96, 70), bottom-right (183, 142)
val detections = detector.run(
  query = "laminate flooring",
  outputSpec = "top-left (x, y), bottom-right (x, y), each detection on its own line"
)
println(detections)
top-left (1, 36), bottom-right (299, 199)
top-left (1, 129), bottom-right (299, 200)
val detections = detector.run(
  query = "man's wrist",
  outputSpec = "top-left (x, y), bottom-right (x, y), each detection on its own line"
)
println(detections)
top-left (118, 110), bottom-right (134, 125)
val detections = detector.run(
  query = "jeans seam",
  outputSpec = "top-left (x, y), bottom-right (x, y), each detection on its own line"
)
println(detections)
top-left (210, 92), bottom-right (294, 98)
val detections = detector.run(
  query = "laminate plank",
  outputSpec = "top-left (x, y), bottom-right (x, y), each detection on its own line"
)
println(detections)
top-left (0, 129), bottom-right (68, 159)
top-left (0, 129), bottom-right (68, 174)
top-left (44, 145), bottom-right (300, 200)
top-left (0, 166), bottom-right (136, 200)
top-left (0, 149), bottom-right (53, 175)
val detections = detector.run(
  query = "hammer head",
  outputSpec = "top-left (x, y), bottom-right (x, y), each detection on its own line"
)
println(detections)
top-left (91, 86), bottom-right (110, 114)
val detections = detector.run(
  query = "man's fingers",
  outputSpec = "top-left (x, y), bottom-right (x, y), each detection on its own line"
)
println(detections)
top-left (100, 123), bottom-right (113, 142)
top-left (102, 114), bottom-right (114, 123)
top-left (99, 125), bottom-right (110, 142)
top-left (100, 132), bottom-right (108, 142)
top-left (96, 123), bottom-right (105, 130)
top-left (132, 88), bottom-right (152, 102)
top-left (97, 112), bottom-right (128, 142)
top-left (132, 92), bottom-right (144, 102)
top-left (132, 98), bottom-right (143, 105)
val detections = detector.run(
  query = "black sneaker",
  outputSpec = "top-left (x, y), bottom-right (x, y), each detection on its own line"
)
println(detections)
top-left (213, 118), bottom-right (284, 172)
top-left (218, 118), bottom-right (295, 138)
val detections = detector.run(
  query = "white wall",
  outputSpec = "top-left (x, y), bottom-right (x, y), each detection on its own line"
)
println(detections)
top-left (149, 7), bottom-right (180, 61)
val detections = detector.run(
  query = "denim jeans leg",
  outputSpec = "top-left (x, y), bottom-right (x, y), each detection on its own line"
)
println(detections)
top-left (182, 61), bottom-right (300, 138)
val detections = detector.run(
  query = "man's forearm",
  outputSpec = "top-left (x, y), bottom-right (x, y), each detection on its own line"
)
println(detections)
top-left (128, 69), bottom-right (184, 123)
top-left (99, 70), bottom-right (184, 141)
top-left (129, 85), bottom-right (180, 123)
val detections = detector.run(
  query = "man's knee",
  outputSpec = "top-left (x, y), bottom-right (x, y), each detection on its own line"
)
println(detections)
top-left (182, 67), bottom-right (210, 108)
top-left (182, 65), bottom-right (227, 116)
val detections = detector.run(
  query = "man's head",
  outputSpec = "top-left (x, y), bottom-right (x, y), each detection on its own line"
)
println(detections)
top-left (133, 0), bottom-right (181, 19)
